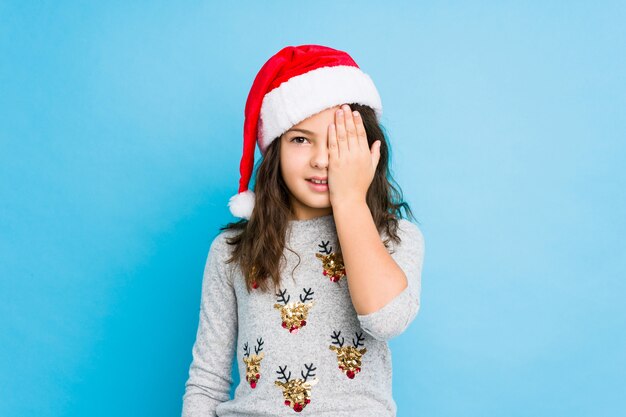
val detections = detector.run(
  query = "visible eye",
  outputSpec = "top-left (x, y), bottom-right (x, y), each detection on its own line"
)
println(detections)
top-left (290, 136), bottom-right (310, 144)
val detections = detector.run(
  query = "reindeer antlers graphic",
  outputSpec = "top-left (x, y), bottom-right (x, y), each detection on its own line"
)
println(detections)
top-left (331, 330), bottom-right (345, 348)
top-left (301, 363), bottom-right (317, 382)
top-left (254, 337), bottom-right (264, 355)
top-left (318, 240), bottom-right (333, 254)
top-left (276, 363), bottom-right (317, 383)
top-left (352, 331), bottom-right (365, 348)
top-left (276, 365), bottom-right (292, 383)
top-left (276, 288), bottom-right (290, 305)
top-left (299, 287), bottom-right (314, 303)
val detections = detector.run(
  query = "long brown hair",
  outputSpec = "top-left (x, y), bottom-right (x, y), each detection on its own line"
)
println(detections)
top-left (218, 103), bottom-right (420, 294)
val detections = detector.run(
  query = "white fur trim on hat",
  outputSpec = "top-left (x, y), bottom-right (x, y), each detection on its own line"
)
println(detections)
top-left (257, 65), bottom-right (383, 152)
top-left (228, 190), bottom-right (256, 220)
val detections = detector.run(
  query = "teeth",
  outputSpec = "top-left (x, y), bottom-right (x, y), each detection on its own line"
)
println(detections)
top-left (310, 179), bottom-right (327, 184)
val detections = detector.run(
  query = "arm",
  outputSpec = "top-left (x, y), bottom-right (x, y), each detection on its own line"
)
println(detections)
top-left (333, 201), bottom-right (425, 341)
top-left (182, 232), bottom-right (238, 417)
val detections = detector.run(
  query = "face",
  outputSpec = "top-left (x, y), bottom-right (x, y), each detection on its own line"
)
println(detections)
top-left (279, 105), bottom-right (342, 221)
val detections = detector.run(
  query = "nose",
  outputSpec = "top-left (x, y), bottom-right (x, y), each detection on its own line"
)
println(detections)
top-left (311, 143), bottom-right (329, 169)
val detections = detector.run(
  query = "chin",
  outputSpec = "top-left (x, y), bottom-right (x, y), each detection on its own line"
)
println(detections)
top-left (294, 195), bottom-right (331, 209)
top-left (304, 201), bottom-right (331, 209)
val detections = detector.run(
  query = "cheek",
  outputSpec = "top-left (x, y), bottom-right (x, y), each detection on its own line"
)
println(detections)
top-left (281, 151), bottom-right (307, 173)
top-left (280, 155), bottom-right (294, 174)
top-left (280, 155), bottom-right (300, 183)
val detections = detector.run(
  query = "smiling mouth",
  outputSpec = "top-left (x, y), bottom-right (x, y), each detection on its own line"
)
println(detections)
top-left (306, 179), bottom-right (329, 192)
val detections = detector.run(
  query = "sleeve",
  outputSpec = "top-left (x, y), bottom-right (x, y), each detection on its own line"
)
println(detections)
top-left (356, 219), bottom-right (425, 341)
top-left (182, 232), bottom-right (238, 417)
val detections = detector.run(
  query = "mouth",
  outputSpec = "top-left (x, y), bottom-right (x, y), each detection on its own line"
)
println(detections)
top-left (306, 178), bottom-right (329, 191)
top-left (306, 178), bottom-right (328, 184)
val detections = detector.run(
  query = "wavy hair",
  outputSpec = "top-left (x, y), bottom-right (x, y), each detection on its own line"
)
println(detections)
top-left (218, 103), bottom-right (420, 294)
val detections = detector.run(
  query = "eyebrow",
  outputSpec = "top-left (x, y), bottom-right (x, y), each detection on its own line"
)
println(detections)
top-left (285, 128), bottom-right (316, 135)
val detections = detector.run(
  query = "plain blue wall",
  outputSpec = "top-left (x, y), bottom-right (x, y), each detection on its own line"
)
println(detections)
top-left (1, 1), bottom-right (624, 416)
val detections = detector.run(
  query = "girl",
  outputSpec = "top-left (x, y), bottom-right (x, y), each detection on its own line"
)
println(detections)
top-left (182, 44), bottom-right (425, 417)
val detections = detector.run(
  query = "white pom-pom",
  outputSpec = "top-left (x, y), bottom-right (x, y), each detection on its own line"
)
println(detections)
top-left (228, 190), bottom-right (256, 220)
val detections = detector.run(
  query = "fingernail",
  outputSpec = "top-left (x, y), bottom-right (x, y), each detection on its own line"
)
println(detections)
top-left (353, 111), bottom-right (360, 117)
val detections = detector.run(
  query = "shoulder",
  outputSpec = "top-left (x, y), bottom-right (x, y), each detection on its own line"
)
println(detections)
top-left (205, 229), bottom-right (240, 280)
top-left (210, 228), bottom-right (236, 250)
top-left (208, 228), bottom-right (239, 257)
top-left (396, 218), bottom-right (425, 246)
top-left (383, 218), bottom-right (425, 256)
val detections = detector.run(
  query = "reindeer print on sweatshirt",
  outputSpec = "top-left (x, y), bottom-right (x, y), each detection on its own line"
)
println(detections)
top-left (242, 337), bottom-right (264, 389)
top-left (329, 330), bottom-right (367, 379)
top-left (315, 239), bottom-right (347, 283)
top-left (274, 362), bottom-right (319, 413)
top-left (273, 287), bottom-right (315, 334)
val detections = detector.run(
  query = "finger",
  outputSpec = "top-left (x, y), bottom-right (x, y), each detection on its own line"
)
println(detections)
top-left (342, 104), bottom-right (359, 152)
top-left (328, 122), bottom-right (339, 160)
top-left (335, 107), bottom-right (349, 155)
top-left (353, 110), bottom-right (368, 150)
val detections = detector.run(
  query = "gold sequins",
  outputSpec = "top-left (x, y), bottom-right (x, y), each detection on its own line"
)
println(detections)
top-left (274, 288), bottom-right (315, 334)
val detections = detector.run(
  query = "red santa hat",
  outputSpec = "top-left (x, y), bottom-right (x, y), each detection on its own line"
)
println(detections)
top-left (228, 44), bottom-right (383, 220)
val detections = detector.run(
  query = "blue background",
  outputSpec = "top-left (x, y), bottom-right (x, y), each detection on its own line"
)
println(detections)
top-left (1, 1), bottom-right (624, 416)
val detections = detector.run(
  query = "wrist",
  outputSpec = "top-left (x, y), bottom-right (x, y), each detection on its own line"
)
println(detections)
top-left (331, 197), bottom-right (368, 213)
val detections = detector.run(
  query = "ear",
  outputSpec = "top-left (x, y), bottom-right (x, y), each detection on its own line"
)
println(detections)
top-left (371, 140), bottom-right (381, 171)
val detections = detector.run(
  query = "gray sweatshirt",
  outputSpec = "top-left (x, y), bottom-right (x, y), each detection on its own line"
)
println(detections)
top-left (181, 213), bottom-right (425, 417)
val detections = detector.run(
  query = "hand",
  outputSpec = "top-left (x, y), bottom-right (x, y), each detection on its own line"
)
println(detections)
top-left (327, 104), bottom-right (381, 207)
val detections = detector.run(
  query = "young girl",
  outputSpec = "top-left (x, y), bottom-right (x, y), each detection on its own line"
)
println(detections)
top-left (182, 44), bottom-right (425, 417)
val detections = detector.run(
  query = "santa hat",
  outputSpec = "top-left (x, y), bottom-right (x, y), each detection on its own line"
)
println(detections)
top-left (228, 44), bottom-right (383, 220)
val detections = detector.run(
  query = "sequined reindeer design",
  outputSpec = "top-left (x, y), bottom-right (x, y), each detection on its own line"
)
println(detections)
top-left (329, 330), bottom-right (367, 379)
top-left (274, 363), bottom-right (319, 412)
top-left (315, 240), bottom-right (346, 283)
top-left (242, 337), bottom-right (265, 388)
top-left (274, 288), bottom-right (315, 334)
